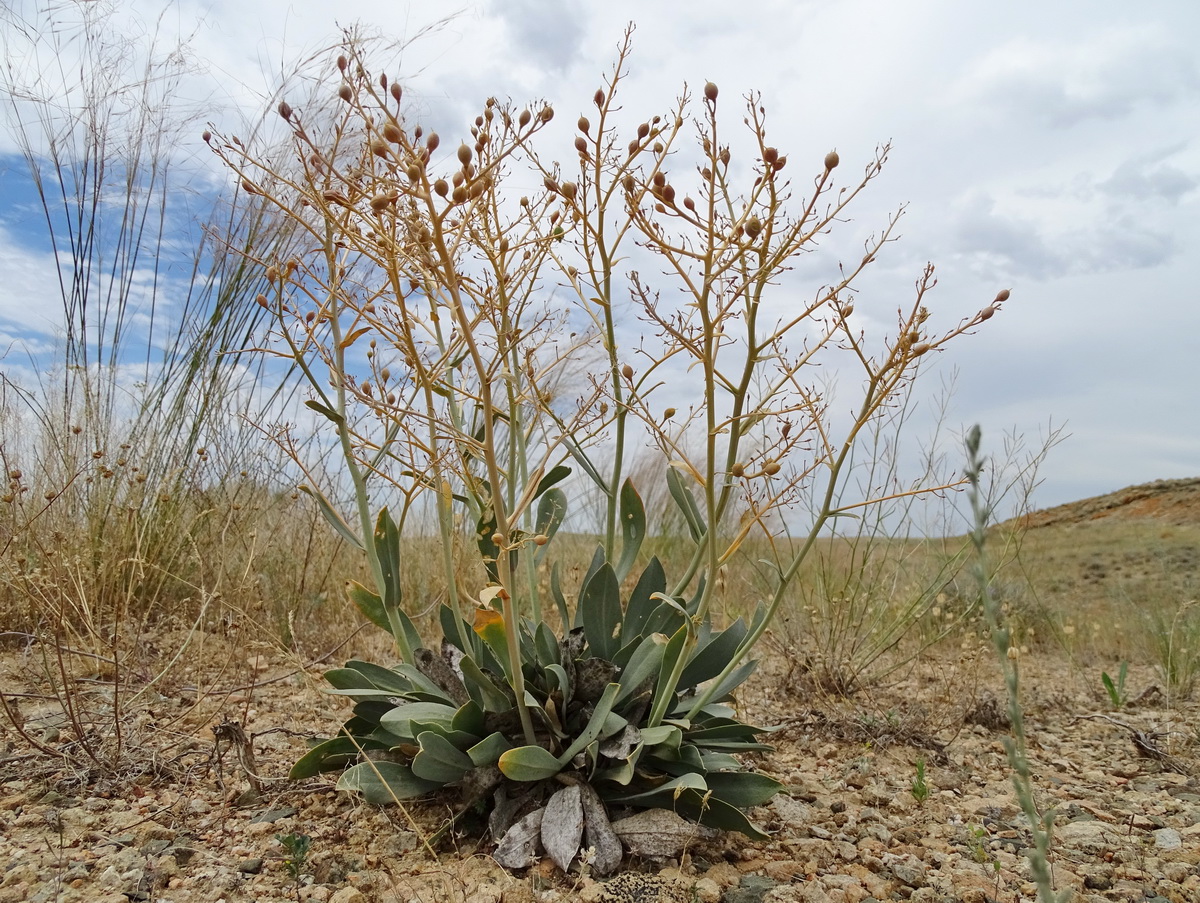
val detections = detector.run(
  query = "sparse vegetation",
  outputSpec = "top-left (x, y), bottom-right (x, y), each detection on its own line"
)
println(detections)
top-left (0, 8), bottom-right (1197, 902)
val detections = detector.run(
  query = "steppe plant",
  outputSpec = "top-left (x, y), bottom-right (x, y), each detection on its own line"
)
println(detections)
top-left (208, 29), bottom-right (1007, 874)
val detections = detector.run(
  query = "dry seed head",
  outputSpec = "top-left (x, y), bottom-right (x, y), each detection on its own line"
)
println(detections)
top-left (543, 175), bottom-right (559, 193)
top-left (518, 109), bottom-right (532, 128)
top-left (201, 130), bottom-right (211, 143)
top-left (426, 132), bottom-right (440, 152)
top-left (623, 174), bottom-right (636, 193)
top-left (774, 155), bottom-right (788, 171)
top-left (391, 83), bottom-right (402, 103)
top-left (256, 294), bottom-right (268, 309)
top-left (452, 185), bottom-right (468, 203)
top-left (653, 141), bottom-right (664, 155)
top-left (379, 73), bottom-right (388, 90)
top-left (662, 184), bottom-right (675, 204)
top-left (370, 138), bottom-right (389, 158)
top-left (764, 461), bottom-right (781, 476)
top-left (684, 196), bottom-right (696, 211)
top-left (995, 289), bottom-right (1011, 303)
top-left (278, 101), bottom-right (292, 121)
top-left (540, 105), bottom-right (554, 122)
top-left (561, 181), bottom-right (578, 201)
top-left (369, 191), bottom-right (395, 211)
top-left (704, 81), bottom-right (719, 102)
top-left (719, 147), bottom-right (730, 166)
top-left (663, 407), bottom-right (676, 419)
top-left (491, 532), bottom-right (505, 546)
top-left (575, 136), bottom-right (588, 155)
top-left (383, 121), bottom-right (403, 144)
top-left (637, 122), bottom-right (650, 140)
top-left (338, 84), bottom-right (352, 103)
top-left (8, 470), bottom-right (20, 480)
top-left (912, 343), bottom-right (931, 356)
top-left (824, 150), bottom-right (840, 170)
top-left (577, 116), bottom-right (590, 133)
top-left (763, 146), bottom-right (778, 165)
top-left (534, 533), bottom-right (549, 546)
top-left (621, 363), bottom-right (634, 380)
top-left (979, 306), bottom-right (995, 321)
top-left (457, 143), bottom-right (472, 165)
top-left (745, 216), bottom-right (763, 239)
top-left (731, 462), bottom-right (745, 478)
top-left (266, 265), bottom-right (279, 284)
top-left (337, 54), bottom-right (348, 72)
top-left (240, 179), bottom-right (258, 195)
top-left (594, 88), bottom-right (605, 107)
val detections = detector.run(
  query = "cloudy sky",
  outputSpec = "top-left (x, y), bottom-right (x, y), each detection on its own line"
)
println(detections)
top-left (1, 0), bottom-right (1197, 513)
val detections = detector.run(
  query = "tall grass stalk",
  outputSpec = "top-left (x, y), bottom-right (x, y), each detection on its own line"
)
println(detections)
top-left (966, 425), bottom-right (1067, 903)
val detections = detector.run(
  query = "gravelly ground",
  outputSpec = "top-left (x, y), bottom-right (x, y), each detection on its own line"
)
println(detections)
top-left (1, 638), bottom-right (1197, 903)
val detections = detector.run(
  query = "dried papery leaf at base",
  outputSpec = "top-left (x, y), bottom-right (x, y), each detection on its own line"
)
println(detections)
top-left (611, 808), bottom-right (718, 860)
top-left (579, 782), bottom-right (622, 875)
top-left (540, 783), bottom-right (583, 872)
top-left (492, 808), bottom-right (544, 869)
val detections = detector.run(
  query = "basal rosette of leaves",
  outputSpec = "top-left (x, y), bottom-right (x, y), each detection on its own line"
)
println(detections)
top-left (291, 507), bottom-right (781, 874)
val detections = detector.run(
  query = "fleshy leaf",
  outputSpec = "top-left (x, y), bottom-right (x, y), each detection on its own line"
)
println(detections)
top-left (498, 744), bottom-right (562, 782)
top-left (580, 562), bottom-right (621, 661)
top-left (336, 761), bottom-right (441, 803)
top-left (614, 478), bottom-right (646, 582)
top-left (412, 730), bottom-right (475, 783)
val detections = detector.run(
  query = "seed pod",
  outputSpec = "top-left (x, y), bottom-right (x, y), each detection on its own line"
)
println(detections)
top-left (637, 122), bottom-right (650, 140)
top-left (534, 533), bottom-right (549, 546)
top-left (266, 266), bottom-right (279, 284)
top-left (202, 130), bottom-right (211, 143)
top-left (278, 101), bottom-right (292, 120)
top-left (627, 140), bottom-right (639, 156)
top-left (457, 143), bottom-right (472, 166)
top-left (824, 150), bottom-right (840, 170)
top-left (543, 175), bottom-right (559, 193)
top-left (732, 463), bottom-right (745, 477)
top-left (575, 136), bottom-right (588, 155)
top-left (414, 125), bottom-right (423, 138)
top-left (452, 185), bottom-right (468, 203)
top-left (653, 141), bottom-right (664, 154)
top-left (663, 407), bottom-right (676, 419)
top-left (763, 147), bottom-right (778, 165)
top-left (622, 174), bottom-right (636, 193)
top-left (370, 138), bottom-right (389, 158)
top-left (774, 155), bottom-right (788, 171)
top-left (745, 216), bottom-right (763, 238)
top-left (995, 289), bottom-right (1010, 303)
top-left (391, 83), bottom-right (402, 103)
top-left (518, 109), bottom-right (532, 128)
top-left (719, 147), bottom-right (730, 166)
top-left (426, 132), bottom-right (440, 152)
top-left (240, 178), bottom-right (258, 195)
top-left (491, 532), bottom-right (505, 546)
top-left (379, 73), bottom-right (388, 89)
top-left (841, 304), bottom-right (854, 318)
top-left (599, 402), bottom-right (609, 415)
top-left (577, 116), bottom-right (590, 133)
top-left (434, 179), bottom-right (449, 197)
top-left (621, 364), bottom-right (634, 380)
top-left (652, 171), bottom-right (665, 187)
top-left (369, 191), bottom-right (394, 211)
top-left (704, 81), bottom-right (719, 102)
top-left (338, 84), bottom-right (352, 103)
top-left (256, 294), bottom-right (268, 308)
top-left (979, 306), bottom-right (995, 321)
top-left (594, 88), bottom-right (605, 107)
top-left (337, 54), bottom-right (348, 72)
top-left (383, 121), bottom-right (403, 144)
top-left (540, 105), bottom-right (554, 122)
top-left (405, 163), bottom-right (421, 180)
top-left (561, 181), bottom-right (578, 201)
top-left (662, 184), bottom-right (675, 204)
top-left (764, 461), bottom-right (781, 476)
top-left (684, 196), bottom-right (696, 211)
top-left (912, 343), bottom-right (931, 356)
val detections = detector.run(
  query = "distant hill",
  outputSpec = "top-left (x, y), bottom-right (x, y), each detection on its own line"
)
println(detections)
top-left (1019, 477), bottom-right (1200, 529)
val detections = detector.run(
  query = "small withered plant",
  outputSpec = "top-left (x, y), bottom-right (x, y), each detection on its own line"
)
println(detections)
top-left (207, 29), bottom-right (1007, 874)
